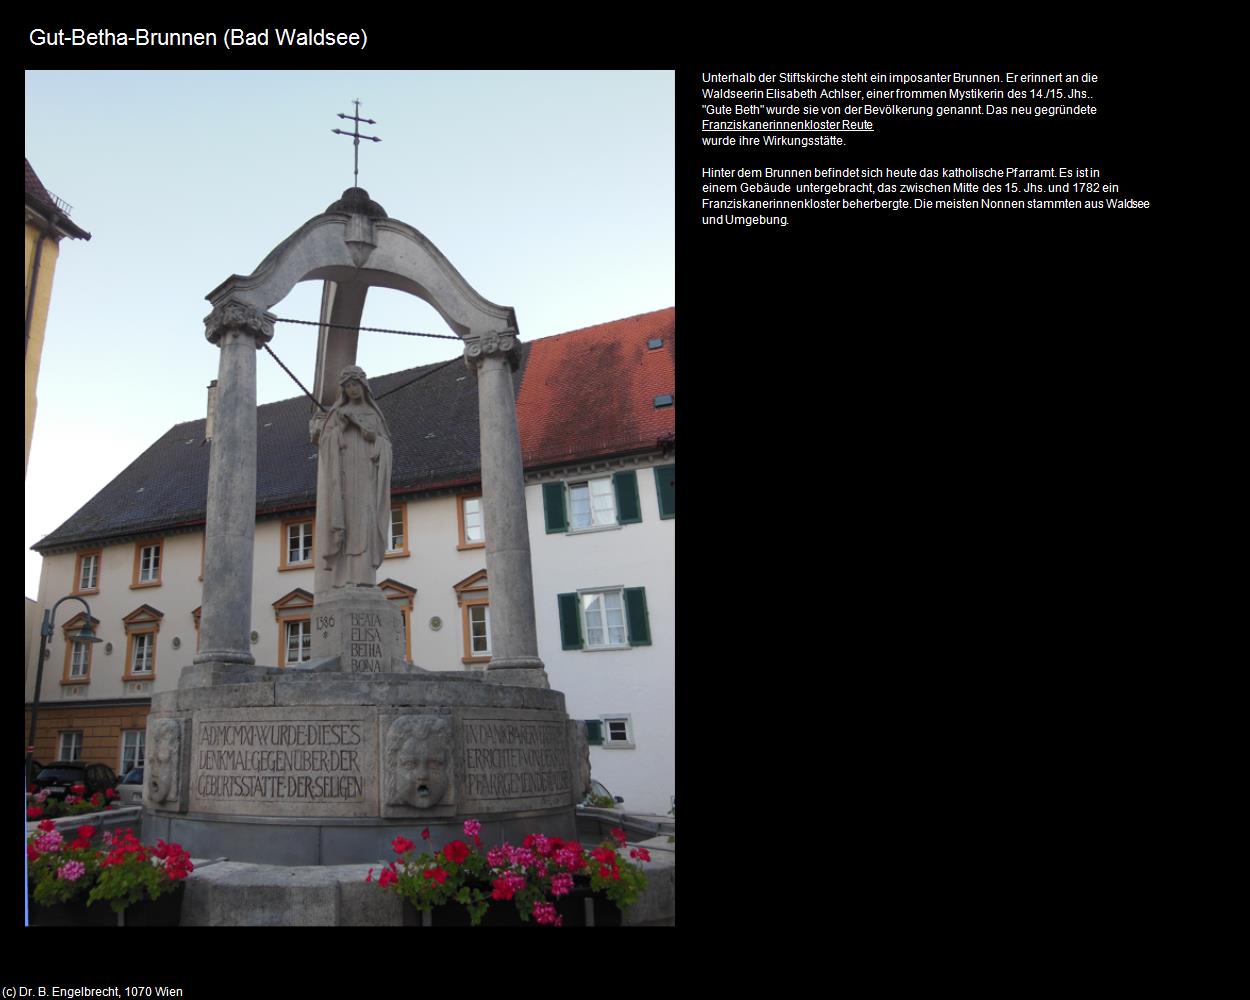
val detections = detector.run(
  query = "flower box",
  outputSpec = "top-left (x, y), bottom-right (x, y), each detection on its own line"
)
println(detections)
top-left (402, 882), bottom-right (622, 927)
top-left (27, 884), bottom-right (184, 927)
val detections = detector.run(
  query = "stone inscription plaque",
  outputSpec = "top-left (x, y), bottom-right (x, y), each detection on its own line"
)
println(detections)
top-left (189, 706), bottom-right (378, 817)
top-left (311, 592), bottom-right (405, 672)
top-left (345, 610), bottom-right (386, 672)
top-left (461, 718), bottom-right (571, 803)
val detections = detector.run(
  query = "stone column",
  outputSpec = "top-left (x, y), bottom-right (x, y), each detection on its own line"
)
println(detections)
top-left (465, 331), bottom-right (548, 688)
top-left (193, 300), bottom-right (274, 670)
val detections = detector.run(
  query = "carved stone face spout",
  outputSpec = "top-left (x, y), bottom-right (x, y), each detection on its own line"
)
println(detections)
top-left (385, 715), bottom-right (452, 809)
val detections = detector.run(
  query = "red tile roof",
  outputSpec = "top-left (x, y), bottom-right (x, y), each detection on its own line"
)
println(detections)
top-left (25, 158), bottom-right (90, 239)
top-left (25, 158), bottom-right (53, 204)
top-left (517, 308), bottom-right (674, 467)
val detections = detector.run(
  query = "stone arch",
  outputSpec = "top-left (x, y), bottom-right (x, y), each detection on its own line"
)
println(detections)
top-left (205, 188), bottom-right (515, 343)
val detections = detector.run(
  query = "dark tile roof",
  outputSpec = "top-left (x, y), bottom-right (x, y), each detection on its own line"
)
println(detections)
top-left (516, 308), bottom-right (675, 467)
top-left (25, 158), bottom-right (91, 240)
top-left (34, 310), bottom-right (675, 553)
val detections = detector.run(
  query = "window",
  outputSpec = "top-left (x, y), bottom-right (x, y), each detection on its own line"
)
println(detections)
top-left (379, 578), bottom-right (417, 664)
top-left (121, 729), bottom-right (145, 774)
top-left (582, 590), bottom-right (627, 648)
top-left (280, 517), bottom-right (314, 570)
top-left (386, 504), bottom-right (409, 558)
top-left (60, 613), bottom-right (98, 685)
top-left (542, 471), bottom-right (641, 533)
top-left (131, 633), bottom-right (154, 673)
top-left (557, 587), bottom-right (651, 650)
top-left (468, 605), bottom-right (491, 656)
top-left (272, 589), bottom-right (315, 668)
top-left (59, 731), bottom-right (83, 762)
top-left (285, 619), bottom-right (311, 666)
top-left (570, 478), bottom-right (616, 529)
top-left (603, 716), bottom-right (635, 749)
top-left (131, 539), bottom-right (163, 588)
top-left (457, 494), bottom-right (485, 549)
top-left (73, 550), bottom-right (101, 594)
top-left (122, 605), bottom-right (163, 681)
top-left (653, 465), bottom-right (675, 519)
top-left (453, 570), bottom-right (491, 664)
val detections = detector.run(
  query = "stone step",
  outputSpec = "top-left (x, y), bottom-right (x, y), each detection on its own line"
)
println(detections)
top-left (180, 849), bottom-right (674, 926)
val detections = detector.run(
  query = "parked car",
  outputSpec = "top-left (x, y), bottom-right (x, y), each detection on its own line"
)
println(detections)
top-left (25, 758), bottom-right (45, 787)
top-left (116, 766), bottom-right (144, 805)
top-left (30, 762), bottom-right (117, 800)
top-left (580, 779), bottom-right (624, 808)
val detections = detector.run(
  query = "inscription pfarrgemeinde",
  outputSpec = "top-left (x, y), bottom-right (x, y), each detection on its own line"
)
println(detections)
top-left (462, 720), bottom-right (571, 800)
top-left (194, 721), bottom-right (365, 803)
top-left (348, 611), bottom-right (385, 672)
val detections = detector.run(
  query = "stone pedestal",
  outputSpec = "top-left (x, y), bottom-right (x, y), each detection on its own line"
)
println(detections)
top-left (308, 588), bottom-right (408, 672)
top-left (144, 671), bottom-right (582, 865)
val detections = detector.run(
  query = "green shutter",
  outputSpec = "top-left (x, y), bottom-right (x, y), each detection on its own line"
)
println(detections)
top-left (654, 465), bottom-right (675, 519)
top-left (624, 587), bottom-right (651, 646)
top-left (585, 720), bottom-right (603, 746)
top-left (613, 470), bottom-right (642, 524)
top-left (543, 482), bottom-right (568, 533)
top-left (558, 592), bottom-right (583, 649)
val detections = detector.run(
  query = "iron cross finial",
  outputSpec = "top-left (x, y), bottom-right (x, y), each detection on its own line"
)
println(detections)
top-left (332, 99), bottom-right (382, 188)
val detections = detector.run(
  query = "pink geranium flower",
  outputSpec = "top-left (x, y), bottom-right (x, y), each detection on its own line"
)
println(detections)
top-left (463, 819), bottom-right (481, 838)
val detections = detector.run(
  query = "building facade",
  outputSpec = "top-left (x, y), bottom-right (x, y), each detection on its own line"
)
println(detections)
top-left (25, 158), bottom-right (90, 476)
top-left (27, 309), bottom-right (675, 813)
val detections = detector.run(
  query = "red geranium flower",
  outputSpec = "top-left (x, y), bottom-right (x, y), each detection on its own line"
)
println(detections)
top-left (105, 787), bottom-right (117, 799)
top-left (378, 867), bottom-right (398, 888)
top-left (630, 847), bottom-right (652, 862)
top-left (610, 827), bottom-right (627, 845)
top-left (26, 806), bottom-right (43, 819)
top-left (590, 846), bottom-right (617, 865)
top-left (391, 835), bottom-right (415, 855)
top-left (423, 866), bottom-right (448, 884)
top-left (27, 844), bottom-right (39, 861)
top-left (37, 819), bottom-right (56, 832)
top-left (77, 825), bottom-right (97, 840)
top-left (70, 783), bottom-right (87, 794)
top-left (442, 840), bottom-right (470, 865)
top-left (421, 827), bottom-right (430, 840)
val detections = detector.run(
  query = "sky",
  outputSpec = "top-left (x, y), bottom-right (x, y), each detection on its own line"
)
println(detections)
top-left (25, 70), bottom-right (675, 598)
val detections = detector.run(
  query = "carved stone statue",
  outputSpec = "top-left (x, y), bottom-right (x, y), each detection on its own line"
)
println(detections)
top-left (385, 715), bottom-right (452, 809)
top-left (147, 719), bottom-right (181, 805)
top-left (311, 366), bottom-right (393, 589)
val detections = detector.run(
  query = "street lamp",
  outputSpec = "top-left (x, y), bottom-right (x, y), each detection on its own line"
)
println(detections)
top-left (26, 596), bottom-right (102, 783)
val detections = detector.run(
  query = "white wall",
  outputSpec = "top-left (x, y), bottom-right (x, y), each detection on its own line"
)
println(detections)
top-left (528, 462), bottom-right (675, 816)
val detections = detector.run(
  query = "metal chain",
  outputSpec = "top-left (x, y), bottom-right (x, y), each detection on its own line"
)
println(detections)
top-left (271, 316), bottom-right (460, 340)
top-left (263, 344), bottom-right (326, 411)
top-left (263, 344), bottom-right (461, 408)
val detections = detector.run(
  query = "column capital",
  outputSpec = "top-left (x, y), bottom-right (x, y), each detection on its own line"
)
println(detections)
top-left (204, 299), bottom-right (276, 347)
top-left (463, 329), bottom-right (520, 373)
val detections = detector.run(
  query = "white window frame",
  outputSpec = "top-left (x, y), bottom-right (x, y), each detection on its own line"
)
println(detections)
top-left (130, 632), bottom-right (154, 674)
top-left (602, 715), bottom-right (635, 749)
top-left (285, 619), bottom-right (312, 665)
top-left (69, 641), bottom-right (90, 678)
top-left (121, 729), bottom-right (146, 774)
top-left (59, 731), bottom-right (83, 762)
top-left (462, 496), bottom-right (485, 545)
top-left (138, 543), bottom-right (161, 583)
top-left (388, 506), bottom-right (405, 553)
top-left (468, 604), bottom-right (491, 657)
top-left (288, 521), bottom-right (313, 565)
top-left (78, 553), bottom-right (99, 592)
top-left (579, 587), bottom-right (629, 649)
top-left (568, 477), bottom-right (618, 532)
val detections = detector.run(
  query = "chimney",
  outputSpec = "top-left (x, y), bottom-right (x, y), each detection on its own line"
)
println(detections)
top-left (205, 380), bottom-right (218, 441)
